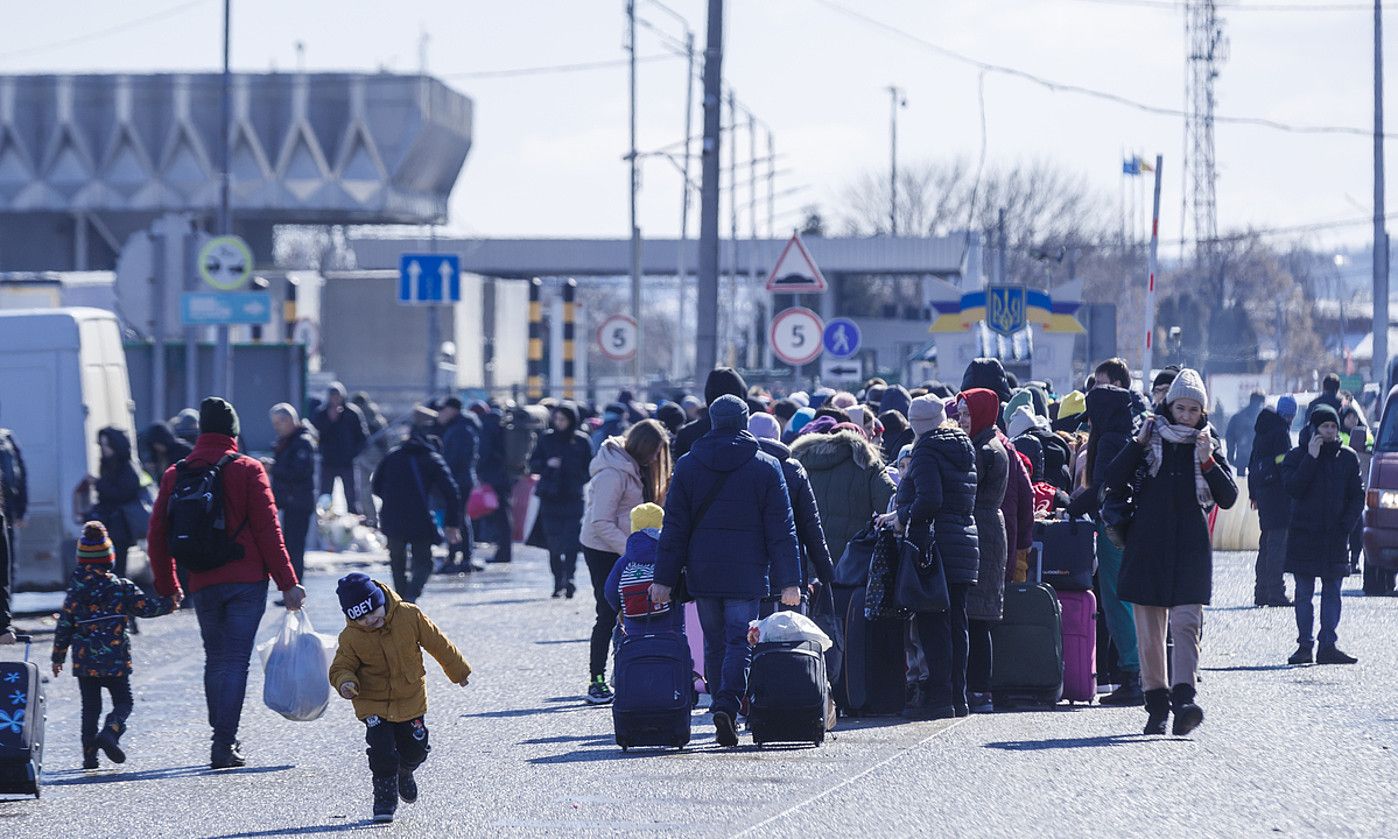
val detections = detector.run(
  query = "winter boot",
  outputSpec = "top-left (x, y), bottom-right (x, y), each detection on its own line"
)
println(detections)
top-left (1288, 643), bottom-right (1314, 665)
top-left (1142, 688), bottom-right (1170, 736)
top-left (96, 726), bottom-right (126, 764)
top-left (82, 744), bottom-right (99, 770)
top-left (1100, 670), bottom-right (1145, 706)
top-left (372, 774), bottom-right (399, 822)
top-left (1316, 645), bottom-right (1358, 665)
top-left (1170, 683), bottom-right (1204, 736)
top-left (397, 767), bottom-right (419, 805)
top-left (210, 741), bottom-right (247, 770)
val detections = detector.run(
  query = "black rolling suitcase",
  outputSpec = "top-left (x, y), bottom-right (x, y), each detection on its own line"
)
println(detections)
top-left (990, 576), bottom-right (1064, 708)
top-left (832, 585), bottom-right (906, 716)
top-left (612, 632), bottom-right (692, 751)
top-left (748, 639), bottom-right (828, 746)
top-left (0, 635), bottom-right (45, 798)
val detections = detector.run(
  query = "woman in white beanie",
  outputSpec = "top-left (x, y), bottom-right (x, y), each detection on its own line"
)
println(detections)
top-left (1105, 368), bottom-right (1237, 736)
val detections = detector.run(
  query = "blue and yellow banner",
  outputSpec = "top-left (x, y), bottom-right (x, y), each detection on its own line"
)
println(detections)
top-left (929, 289), bottom-right (1085, 335)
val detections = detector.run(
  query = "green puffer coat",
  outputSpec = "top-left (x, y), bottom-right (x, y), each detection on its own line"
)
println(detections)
top-left (791, 430), bottom-right (896, 569)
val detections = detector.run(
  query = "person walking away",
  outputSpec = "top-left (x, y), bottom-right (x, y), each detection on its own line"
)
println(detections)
top-left (470, 402), bottom-right (514, 564)
top-left (1105, 369), bottom-right (1237, 736)
top-left (956, 389), bottom-right (1009, 713)
top-left (311, 382), bottom-right (369, 515)
top-left (436, 398), bottom-right (482, 573)
top-left (674, 368), bottom-right (748, 459)
top-left (329, 573), bottom-right (471, 823)
top-left (1226, 391), bottom-right (1266, 477)
top-left (85, 427), bottom-right (143, 579)
top-left (1340, 405), bottom-right (1371, 574)
top-left (1248, 396), bottom-right (1296, 607)
top-left (650, 395), bottom-right (802, 747)
top-left (883, 395), bottom-right (979, 719)
top-left (604, 503), bottom-right (683, 638)
top-left (352, 392), bottom-right (390, 530)
top-left (372, 412), bottom-right (463, 603)
top-left (580, 419), bottom-right (672, 704)
top-left (1065, 385), bottom-right (1145, 705)
top-left (51, 522), bottom-right (176, 769)
top-left (266, 404), bottom-right (318, 586)
top-left (148, 396), bottom-right (307, 769)
top-left (530, 402), bottom-right (594, 598)
top-left (1281, 405), bottom-right (1363, 666)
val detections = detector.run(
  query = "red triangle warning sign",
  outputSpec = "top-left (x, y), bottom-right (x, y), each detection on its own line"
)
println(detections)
top-left (765, 233), bottom-right (828, 293)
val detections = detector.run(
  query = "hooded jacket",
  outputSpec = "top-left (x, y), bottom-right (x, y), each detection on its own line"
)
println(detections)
top-left (372, 435), bottom-right (463, 545)
top-left (474, 408), bottom-right (510, 488)
top-left (967, 417), bottom-right (1010, 622)
top-left (580, 437), bottom-right (645, 556)
top-left (93, 427), bottom-right (143, 549)
top-left (674, 368), bottom-right (749, 458)
top-left (879, 385), bottom-right (913, 422)
top-left (328, 581), bottom-right (472, 722)
top-left (790, 430), bottom-right (893, 578)
top-left (270, 421), bottom-right (318, 511)
top-left (603, 530), bottom-right (685, 634)
top-left (895, 426), bottom-right (979, 586)
top-left (439, 411), bottom-right (480, 493)
top-left (759, 437), bottom-right (835, 588)
top-left (311, 395), bottom-right (369, 468)
top-left (529, 403), bottom-right (594, 506)
top-left (655, 427), bottom-right (801, 598)
top-left (142, 422), bottom-right (193, 478)
top-left (1248, 407), bottom-right (1294, 531)
top-left (52, 564), bottom-right (174, 678)
top-left (1281, 435), bottom-right (1364, 579)
top-left (149, 433), bottom-right (300, 597)
top-left (1065, 385), bottom-right (1136, 519)
top-left (961, 358), bottom-right (1013, 404)
top-left (1001, 436), bottom-right (1035, 561)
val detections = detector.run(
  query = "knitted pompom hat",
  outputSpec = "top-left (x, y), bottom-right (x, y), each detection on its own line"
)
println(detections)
top-left (77, 521), bottom-right (115, 565)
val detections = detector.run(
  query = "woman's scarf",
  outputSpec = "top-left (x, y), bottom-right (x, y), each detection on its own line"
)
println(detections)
top-left (1145, 416), bottom-right (1217, 507)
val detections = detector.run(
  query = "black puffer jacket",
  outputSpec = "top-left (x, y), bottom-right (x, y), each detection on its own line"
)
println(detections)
top-left (1248, 408), bottom-right (1294, 531)
top-left (895, 427), bottom-right (979, 587)
top-left (270, 422), bottom-right (318, 511)
top-left (1281, 440), bottom-right (1363, 579)
top-left (529, 403), bottom-right (594, 504)
top-left (759, 438), bottom-right (834, 587)
top-left (372, 435), bottom-right (462, 545)
top-left (1105, 427), bottom-right (1238, 607)
top-left (1067, 386), bottom-right (1135, 519)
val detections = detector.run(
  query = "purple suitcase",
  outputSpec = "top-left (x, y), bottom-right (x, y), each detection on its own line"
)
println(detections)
top-left (1056, 589), bottom-right (1097, 704)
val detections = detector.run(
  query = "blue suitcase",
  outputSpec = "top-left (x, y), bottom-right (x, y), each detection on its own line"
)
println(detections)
top-left (0, 636), bottom-right (45, 798)
top-left (612, 632), bottom-right (692, 751)
top-left (1034, 518), bottom-right (1097, 592)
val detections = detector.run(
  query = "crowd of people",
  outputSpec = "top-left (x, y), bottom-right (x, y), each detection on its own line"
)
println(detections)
top-left (0, 359), bottom-right (1385, 820)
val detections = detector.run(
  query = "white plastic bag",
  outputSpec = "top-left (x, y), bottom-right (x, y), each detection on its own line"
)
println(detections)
top-left (750, 611), bottom-right (833, 651)
top-left (257, 610), bottom-right (337, 722)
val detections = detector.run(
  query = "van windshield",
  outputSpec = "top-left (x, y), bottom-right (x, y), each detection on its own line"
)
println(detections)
top-left (1378, 401), bottom-right (1398, 452)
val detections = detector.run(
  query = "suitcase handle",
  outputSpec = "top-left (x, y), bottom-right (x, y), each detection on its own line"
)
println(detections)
top-left (12, 634), bottom-right (33, 663)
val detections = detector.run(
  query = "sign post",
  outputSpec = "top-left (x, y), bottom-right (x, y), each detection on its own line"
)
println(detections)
top-left (1143, 154), bottom-right (1164, 382)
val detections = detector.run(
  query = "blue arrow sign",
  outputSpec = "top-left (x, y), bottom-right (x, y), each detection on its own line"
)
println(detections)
top-left (181, 292), bottom-right (273, 325)
top-left (399, 253), bottom-right (461, 304)
top-left (823, 317), bottom-right (861, 359)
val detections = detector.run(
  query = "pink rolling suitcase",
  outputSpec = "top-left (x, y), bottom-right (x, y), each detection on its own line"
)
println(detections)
top-left (685, 602), bottom-right (707, 696)
top-left (1055, 589), bottom-right (1097, 704)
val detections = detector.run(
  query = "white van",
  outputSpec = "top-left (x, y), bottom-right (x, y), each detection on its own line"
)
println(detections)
top-left (0, 308), bottom-right (137, 589)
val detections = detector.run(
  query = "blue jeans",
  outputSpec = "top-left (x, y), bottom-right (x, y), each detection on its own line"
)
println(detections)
top-left (1097, 521), bottom-right (1140, 672)
top-left (695, 596), bottom-right (759, 717)
top-left (1294, 575), bottom-right (1343, 647)
top-left (192, 580), bottom-right (269, 748)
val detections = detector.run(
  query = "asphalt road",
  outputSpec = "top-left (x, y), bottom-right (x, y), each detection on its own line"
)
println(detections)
top-left (1, 546), bottom-right (1394, 838)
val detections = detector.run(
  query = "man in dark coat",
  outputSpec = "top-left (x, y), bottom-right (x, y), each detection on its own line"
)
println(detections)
top-left (311, 382), bottom-right (369, 515)
top-left (651, 395), bottom-right (801, 748)
top-left (1248, 397), bottom-right (1296, 607)
top-left (673, 368), bottom-right (748, 459)
top-left (529, 402), bottom-right (594, 596)
top-left (372, 418), bottom-right (462, 604)
top-left (1225, 391), bottom-right (1266, 477)
top-left (267, 404), bottom-right (318, 583)
top-left (471, 402), bottom-right (513, 564)
top-left (437, 398), bottom-right (481, 572)
top-left (1280, 405), bottom-right (1363, 665)
top-left (1306, 373), bottom-right (1344, 420)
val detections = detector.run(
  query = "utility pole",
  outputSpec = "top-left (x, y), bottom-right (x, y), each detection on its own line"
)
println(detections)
top-left (727, 89), bottom-right (739, 364)
top-left (627, 0), bottom-right (644, 394)
top-left (695, 0), bottom-right (724, 376)
top-left (888, 85), bottom-right (906, 237)
top-left (1375, 0), bottom-right (1390, 387)
top-left (215, 0), bottom-right (233, 398)
top-left (673, 29), bottom-right (696, 382)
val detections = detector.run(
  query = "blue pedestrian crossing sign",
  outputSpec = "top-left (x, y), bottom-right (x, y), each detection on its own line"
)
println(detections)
top-left (823, 318), bottom-right (861, 359)
top-left (398, 253), bottom-right (461, 304)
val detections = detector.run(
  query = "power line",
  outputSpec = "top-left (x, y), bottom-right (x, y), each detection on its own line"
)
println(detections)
top-left (813, 0), bottom-right (1398, 139)
top-left (440, 53), bottom-right (678, 79)
top-left (1070, 0), bottom-right (1387, 10)
top-left (0, 0), bottom-right (212, 62)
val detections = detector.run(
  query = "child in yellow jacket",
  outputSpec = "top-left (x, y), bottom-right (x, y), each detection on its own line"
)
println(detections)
top-left (329, 573), bottom-right (471, 823)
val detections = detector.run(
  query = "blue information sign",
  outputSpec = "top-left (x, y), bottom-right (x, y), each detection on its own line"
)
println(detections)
top-left (181, 292), bottom-right (273, 325)
top-left (398, 253), bottom-right (461, 304)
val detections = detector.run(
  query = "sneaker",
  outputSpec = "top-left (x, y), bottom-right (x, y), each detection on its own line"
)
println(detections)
top-left (713, 711), bottom-right (739, 747)
top-left (1316, 645), bottom-right (1358, 665)
top-left (372, 775), bottom-right (398, 822)
top-left (1288, 643), bottom-right (1313, 665)
top-left (96, 729), bottom-right (126, 764)
top-left (397, 768), bottom-right (418, 804)
top-left (968, 692), bottom-right (995, 714)
top-left (584, 676), bottom-right (614, 706)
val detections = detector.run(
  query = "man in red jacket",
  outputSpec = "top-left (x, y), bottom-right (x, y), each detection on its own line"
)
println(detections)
top-left (148, 397), bottom-right (306, 769)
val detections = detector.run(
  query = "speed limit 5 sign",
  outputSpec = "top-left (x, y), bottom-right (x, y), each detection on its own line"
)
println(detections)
top-left (769, 307), bottom-right (824, 366)
top-left (597, 314), bottom-right (639, 361)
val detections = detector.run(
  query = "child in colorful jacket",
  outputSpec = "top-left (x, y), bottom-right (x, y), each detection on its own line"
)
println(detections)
top-left (51, 522), bottom-right (176, 769)
top-left (328, 573), bottom-right (471, 823)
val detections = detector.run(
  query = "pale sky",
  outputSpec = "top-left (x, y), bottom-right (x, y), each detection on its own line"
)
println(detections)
top-left (0, 0), bottom-right (1390, 253)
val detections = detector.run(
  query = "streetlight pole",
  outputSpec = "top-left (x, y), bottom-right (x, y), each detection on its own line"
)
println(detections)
top-left (887, 85), bottom-right (906, 237)
top-left (1374, 0), bottom-right (1389, 387)
top-left (673, 29), bottom-right (696, 382)
top-left (627, 0), bottom-right (644, 394)
top-left (215, 0), bottom-right (233, 398)
top-left (695, 0), bottom-right (724, 376)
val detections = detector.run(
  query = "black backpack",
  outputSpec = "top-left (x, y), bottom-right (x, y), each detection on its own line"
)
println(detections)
top-left (166, 454), bottom-right (247, 572)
